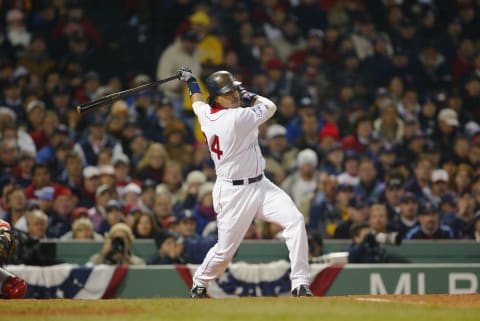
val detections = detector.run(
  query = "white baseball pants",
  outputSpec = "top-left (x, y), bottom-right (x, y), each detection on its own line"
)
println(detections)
top-left (192, 176), bottom-right (310, 291)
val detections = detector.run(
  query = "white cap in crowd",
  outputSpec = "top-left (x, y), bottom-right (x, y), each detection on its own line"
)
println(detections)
top-left (438, 108), bottom-right (459, 127)
top-left (112, 153), bottom-right (130, 166)
top-left (431, 169), bottom-right (449, 183)
top-left (297, 148), bottom-right (318, 167)
top-left (266, 124), bottom-right (287, 140)
top-left (121, 182), bottom-right (142, 197)
top-left (186, 170), bottom-right (207, 185)
top-left (83, 166), bottom-right (100, 179)
top-left (197, 182), bottom-right (214, 202)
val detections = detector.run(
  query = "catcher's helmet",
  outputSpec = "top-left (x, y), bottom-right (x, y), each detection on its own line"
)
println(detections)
top-left (205, 71), bottom-right (241, 99)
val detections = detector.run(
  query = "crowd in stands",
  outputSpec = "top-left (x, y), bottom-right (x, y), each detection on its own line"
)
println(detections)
top-left (1, 0), bottom-right (480, 265)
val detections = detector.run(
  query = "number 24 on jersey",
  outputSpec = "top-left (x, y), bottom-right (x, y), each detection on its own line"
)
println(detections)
top-left (203, 132), bottom-right (224, 160)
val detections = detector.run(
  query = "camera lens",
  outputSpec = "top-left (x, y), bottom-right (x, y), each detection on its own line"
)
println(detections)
top-left (111, 237), bottom-right (125, 253)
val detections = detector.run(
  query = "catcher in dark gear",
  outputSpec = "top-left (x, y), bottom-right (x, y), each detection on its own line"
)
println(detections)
top-left (0, 219), bottom-right (27, 299)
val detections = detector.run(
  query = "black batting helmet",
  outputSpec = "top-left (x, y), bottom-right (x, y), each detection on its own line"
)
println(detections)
top-left (205, 71), bottom-right (241, 100)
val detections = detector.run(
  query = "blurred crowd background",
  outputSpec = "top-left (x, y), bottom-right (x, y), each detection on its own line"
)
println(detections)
top-left (1, 0), bottom-right (480, 265)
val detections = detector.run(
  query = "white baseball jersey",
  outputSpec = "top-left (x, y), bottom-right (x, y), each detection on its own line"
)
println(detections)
top-left (191, 96), bottom-right (311, 293)
top-left (192, 97), bottom-right (275, 180)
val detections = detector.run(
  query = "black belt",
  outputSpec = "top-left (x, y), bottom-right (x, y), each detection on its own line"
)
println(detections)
top-left (232, 174), bottom-right (263, 186)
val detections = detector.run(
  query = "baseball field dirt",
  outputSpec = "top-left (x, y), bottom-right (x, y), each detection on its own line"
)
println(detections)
top-left (1, 294), bottom-right (478, 321)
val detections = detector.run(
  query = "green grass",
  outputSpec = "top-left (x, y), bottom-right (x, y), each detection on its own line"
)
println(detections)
top-left (1, 296), bottom-right (478, 321)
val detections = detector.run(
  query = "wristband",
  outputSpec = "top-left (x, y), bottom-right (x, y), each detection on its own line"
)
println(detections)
top-left (187, 78), bottom-right (201, 96)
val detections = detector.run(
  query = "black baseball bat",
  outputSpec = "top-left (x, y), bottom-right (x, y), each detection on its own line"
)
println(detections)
top-left (76, 74), bottom-right (180, 114)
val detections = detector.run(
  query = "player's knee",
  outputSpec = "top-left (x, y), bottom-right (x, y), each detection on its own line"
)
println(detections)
top-left (284, 211), bottom-right (306, 229)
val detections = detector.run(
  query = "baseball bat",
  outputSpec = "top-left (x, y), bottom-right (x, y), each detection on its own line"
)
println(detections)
top-left (76, 74), bottom-right (180, 114)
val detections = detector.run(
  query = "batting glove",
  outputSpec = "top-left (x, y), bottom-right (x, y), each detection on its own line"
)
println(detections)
top-left (177, 68), bottom-right (196, 82)
top-left (178, 68), bottom-right (201, 96)
top-left (239, 86), bottom-right (257, 106)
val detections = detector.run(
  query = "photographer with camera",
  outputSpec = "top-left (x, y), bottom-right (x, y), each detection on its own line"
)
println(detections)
top-left (348, 220), bottom-right (404, 264)
top-left (88, 222), bottom-right (145, 265)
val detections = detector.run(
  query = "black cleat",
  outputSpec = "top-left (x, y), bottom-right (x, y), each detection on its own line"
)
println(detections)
top-left (190, 285), bottom-right (207, 298)
top-left (291, 284), bottom-right (313, 297)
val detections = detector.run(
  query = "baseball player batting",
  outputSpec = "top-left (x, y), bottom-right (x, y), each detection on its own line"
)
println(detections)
top-left (178, 68), bottom-right (312, 298)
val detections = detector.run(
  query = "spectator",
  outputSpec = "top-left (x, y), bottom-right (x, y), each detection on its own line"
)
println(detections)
top-left (136, 143), bottom-right (169, 184)
top-left (148, 231), bottom-right (182, 264)
top-left (0, 138), bottom-right (20, 178)
top-left (193, 182), bottom-right (215, 236)
top-left (152, 193), bottom-right (174, 228)
top-left (163, 121), bottom-right (193, 171)
top-left (156, 28), bottom-right (201, 112)
top-left (373, 99), bottom-right (404, 144)
top-left (431, 108), bottom-right (459, 160)
top-left (24, 163), bottom-right (65, 201)
top-left (70, 217), bottom-right (101, 240)
top-left (88, 184), bottom-right (115, 232)
top-left (60, 207), bottom-right (103, 240)
top-left (271, 15), bottom-right (306, 61)
top-left (132, 211), bottom-right (158, 239)
top-left (73, 114), bottom-right (123, 166)
top-left (337, 150), bottom-right (360, 187)
top-left (112, 153), bottom-right (135, 188)
top-left (368, 203), bottom-right (390, 234)
top-left (320, 143), bottom-right (344, 175)
top-left (176, 209), bottom-right (199, 240)
top-left (97, 199), bottom-right (125, 235)
top-left (25, 209), bottom-right (49, 240)
top-left (17, 34), bottom-right (55, 78)
top-left (120, 182), bottom-right (142, 211)
top-left (5, 9), bottom-right (31, 52)
top-left (155, 161), bottom-right (184, 205)
top-left (405, 158), bottom-right (433, 201)
top-left (2, 185), bottom-right (27, 232)
top-left (174, 170), bottom-right (206, 214)
top-left (381, 173), bottom-right (404, 221)
top-left (88, 222), bottom-right (145, 265)
top-left (263, 124), bottom-right (298, 185)
top-left (47, 188), bottom-right (75, 238)
top-left (405, 201), bottom-right (454, 239)
top-left (427, 169), bottom-right (450, 206)
top-left (187, 11), bottom-right (224, 66)
top-left (128, 133), bottom-right (149, 169)
top-left (33, 186), bottom-right (55, 213)
top-left (145, 97), bottom-right (178, 144)
top-left (452, 164), bottom-right (473, 195)
top-left (36, 124), bottom-right (72, 165)
top-left (282, 148), bottom-right (319, 208)
top-left (354, 157), bottom-right (385, 204)
top-left (341, 115), bottom-right (373, 154)
top-left (390, 192), bottom-right (419, 239)
top-left (308, 174), bottom-right (343, 238)
top-left (334, 197), bottom-right (369, 239)
top-left (455, 191), bottom-right (477, 238)
top-left (78, 166), bottom-right (100, 208)
top-left (136, 179), bottom-right (156, 214)
top-left (293, 114), bottom-right (321, 158)
top-left (98, 164), bottom-right (116, 187)
top-left (471, 213), bottom-right (480, 241)
top-left (348, 222), bottom-right (385, 263)
top-left (57, 151), bottom-right (83, 195)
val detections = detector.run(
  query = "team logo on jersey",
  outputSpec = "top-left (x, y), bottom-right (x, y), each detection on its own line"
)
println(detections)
top-left (250, 105), bottom-right (264, 118)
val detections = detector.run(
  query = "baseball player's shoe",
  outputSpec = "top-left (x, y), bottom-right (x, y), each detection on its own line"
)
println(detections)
top-left (291, 284), bottom-right (313, 297)
top-left (190, 285), bottom-right (207, 298)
